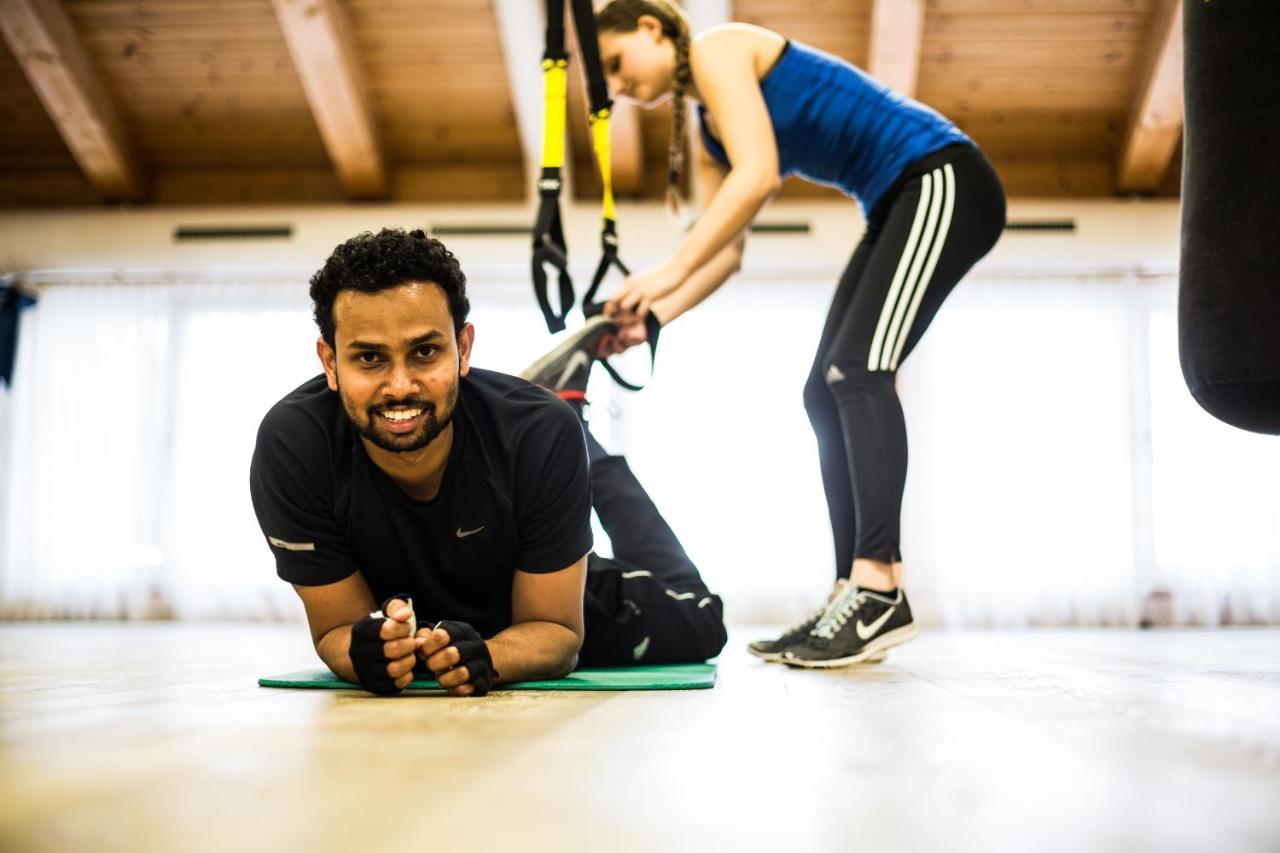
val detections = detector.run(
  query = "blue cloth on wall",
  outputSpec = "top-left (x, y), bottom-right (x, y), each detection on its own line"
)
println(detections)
top-left (0, 281), bottom-right (37, 388)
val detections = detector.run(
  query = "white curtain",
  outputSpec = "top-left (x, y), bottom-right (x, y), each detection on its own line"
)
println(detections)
top-left (2, 270), bottom-right (1277, 625)
top-left (3, 282), bottom-right (175, 619)
top-left (0, 273), bottom-right (568, 621)
top-left (595, 272), bottom-right (1280, 626)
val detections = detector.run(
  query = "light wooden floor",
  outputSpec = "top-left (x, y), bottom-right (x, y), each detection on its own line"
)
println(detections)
top-left (1, 624), bottom-right (1277, 853)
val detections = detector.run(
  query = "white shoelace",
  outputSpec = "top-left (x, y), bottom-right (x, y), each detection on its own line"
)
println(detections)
top-left (812, 584), bottom-right (867, 640)
top-left (781, 605), bottom-right (826, 638)
top-left (780, 580), bottom-right (851, 639)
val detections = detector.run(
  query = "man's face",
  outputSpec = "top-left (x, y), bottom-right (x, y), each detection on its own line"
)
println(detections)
top-left (318, 281), bottom-right (474, 455)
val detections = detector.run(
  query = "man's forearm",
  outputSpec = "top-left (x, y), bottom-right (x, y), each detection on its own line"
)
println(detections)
top-left (317, 617), bottom-right (582, 688)
top-left (485, 621), bottom-right (582, 684)
top-left (316, 622), bottom-right (358, 683)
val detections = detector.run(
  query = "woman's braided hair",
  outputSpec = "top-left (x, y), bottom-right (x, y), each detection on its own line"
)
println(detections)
top-left (595, 0), bottom-right (693, 220)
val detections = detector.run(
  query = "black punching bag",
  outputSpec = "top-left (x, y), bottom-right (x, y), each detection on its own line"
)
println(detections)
top-left (1179, 0), bottom-right (1280, 435)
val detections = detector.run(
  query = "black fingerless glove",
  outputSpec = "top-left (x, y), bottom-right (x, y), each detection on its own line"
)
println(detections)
top-left (433, 619), bottom-right (499, 696)
top-left (349, 594), bottom-right (415, 696)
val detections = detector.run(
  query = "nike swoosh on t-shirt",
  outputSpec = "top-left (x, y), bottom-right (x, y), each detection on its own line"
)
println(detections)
top-left (456, 526), bottom-right (485, 538)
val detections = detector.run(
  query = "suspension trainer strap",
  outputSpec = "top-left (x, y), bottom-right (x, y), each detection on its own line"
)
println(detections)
top-left (571, 0), bottom-right (609, 110)
top-left (581, 117), bottom-right (631, 312)
top-left (569, 0), bottom-right (630, 314)
top-left (533, 2), bottom-right (652, 390)
top-left (532, 0), bottom-right (573, 332)
top-left (583, 301), bottom-right (661, 392)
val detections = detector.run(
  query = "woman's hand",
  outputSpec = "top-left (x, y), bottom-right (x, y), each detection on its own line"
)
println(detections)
top-left (605, 260), bottom-right (686, 321)
top-left (606, 312), bottom-right (649, 353)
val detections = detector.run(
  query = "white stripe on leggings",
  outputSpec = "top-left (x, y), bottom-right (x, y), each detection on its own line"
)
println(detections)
top-left (889, 163), bottom-right (956, 370)
top-left (867, 170), bottom-right (933, 372)
top-left (879, 167), bottom-right (945, 370)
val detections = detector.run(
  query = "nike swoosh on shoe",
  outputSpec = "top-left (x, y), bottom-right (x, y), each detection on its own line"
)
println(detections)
top-left (855, 606), bottom-right (896, 640)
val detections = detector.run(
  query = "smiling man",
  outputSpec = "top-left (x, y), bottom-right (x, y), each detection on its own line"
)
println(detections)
top-left (249, 228), bottom-right (726, 696)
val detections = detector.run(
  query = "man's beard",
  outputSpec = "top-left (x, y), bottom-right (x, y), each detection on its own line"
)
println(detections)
top-left (338, 375), bottom-right (460, 454)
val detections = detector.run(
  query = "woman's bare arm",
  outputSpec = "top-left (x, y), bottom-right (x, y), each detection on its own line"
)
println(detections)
top-left (653, 141), bottom-right (747, 325)
top-left (606, 28), bottom-right (778, 320)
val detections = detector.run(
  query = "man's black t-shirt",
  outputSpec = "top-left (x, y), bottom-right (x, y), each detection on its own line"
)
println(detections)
top-left (248, 368), bottom-right (593, 638)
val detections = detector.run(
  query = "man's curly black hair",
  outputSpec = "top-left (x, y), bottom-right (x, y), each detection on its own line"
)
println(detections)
top-left (309, 228), bottom-right (470, 347)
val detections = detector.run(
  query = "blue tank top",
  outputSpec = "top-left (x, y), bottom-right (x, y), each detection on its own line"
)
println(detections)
top-left (698, 40), bottom-right (972, 215)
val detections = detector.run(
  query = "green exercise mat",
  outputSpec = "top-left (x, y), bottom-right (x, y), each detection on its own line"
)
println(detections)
top-left (259, 663), bottom-right (716, 692)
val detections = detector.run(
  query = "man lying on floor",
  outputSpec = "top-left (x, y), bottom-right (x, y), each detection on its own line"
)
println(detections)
top-left (249, 228), bottom-right (727, 696)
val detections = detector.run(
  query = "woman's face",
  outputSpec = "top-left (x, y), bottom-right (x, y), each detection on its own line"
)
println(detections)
top-left (599, 15), bottom-right (677, 107)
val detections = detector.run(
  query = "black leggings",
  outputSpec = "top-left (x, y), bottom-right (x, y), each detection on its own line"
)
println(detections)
top-left (578, 427), bottom-right (728, 666)
top-left (804, 143), bottom-right (1006, 571)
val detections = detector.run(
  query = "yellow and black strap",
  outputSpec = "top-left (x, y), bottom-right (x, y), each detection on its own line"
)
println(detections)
top-left (531, 0), bottom-right (632, 332)
top-left (530, 0), bottom-right (573, 332)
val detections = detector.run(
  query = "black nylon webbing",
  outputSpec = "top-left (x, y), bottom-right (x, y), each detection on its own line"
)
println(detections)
top-left (531, 1), bottom-right (655, 390)
top-left (571, 0), bottom-right (611, 116)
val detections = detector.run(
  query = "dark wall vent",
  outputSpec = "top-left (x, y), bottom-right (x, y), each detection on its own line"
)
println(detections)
top-left (429, 225), bottom-right (530, 236)
top-left (749, 221), bottom-right (811, 234)
top-left (174, 225), bottom-right (293, 241)
top-left (427, 221), bottom-right (814, 237)
top-left (1004, 219), bottom-right (1076, 233)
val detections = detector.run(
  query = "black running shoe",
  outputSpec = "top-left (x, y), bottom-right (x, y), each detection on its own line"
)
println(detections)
top-left (747, 607), bottom-right (826, 662)
top-left (748, 580), bottom-right (887, 663)
top-left (520, 314), bottom-right (619, 397)
top-left (782, 587), bottom-right (918, 668)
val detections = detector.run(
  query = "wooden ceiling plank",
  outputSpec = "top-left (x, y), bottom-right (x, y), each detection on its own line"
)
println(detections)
top-left (270, 0), bottom-right (386, 198)
top-left (927, 0), bottom-right (1156, 11)
top-left (0, 168), bottom-right (99, 205)
top-left (1, 0), bottom-right (1179, 207)
top-left (1116, 0), bottom-right (1182, 192)
top-left (0, 0), bottom-right (144, 200)
top-left (867, 0), bottom-right (925, 96)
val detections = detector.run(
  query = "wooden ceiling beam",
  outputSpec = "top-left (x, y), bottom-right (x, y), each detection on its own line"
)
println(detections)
top-left (867, 0), bottom-right (926, 97)
top-left (493, 0), bottom-right (543, 203)
top-left (270, 0), bottom-right (386, 199)
top-left (0, 0), bottom-right (144, 201)
top-left (1117, 0), bottom-right (1183, 193)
